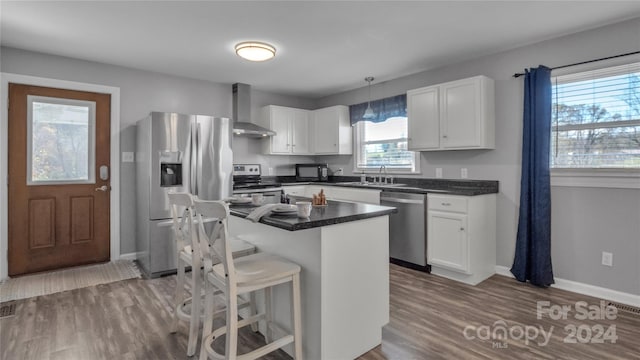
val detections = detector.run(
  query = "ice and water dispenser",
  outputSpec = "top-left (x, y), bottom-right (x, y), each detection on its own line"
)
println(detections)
top-left (159, 151), bottom-right (183, 187)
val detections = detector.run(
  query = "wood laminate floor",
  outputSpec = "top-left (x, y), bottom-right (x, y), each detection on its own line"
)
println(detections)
top-left (1, 264), bottom-right (638, 360)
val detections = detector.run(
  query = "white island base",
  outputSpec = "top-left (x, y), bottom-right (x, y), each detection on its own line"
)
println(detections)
top-left (229, 215), bottom-right (390, 360)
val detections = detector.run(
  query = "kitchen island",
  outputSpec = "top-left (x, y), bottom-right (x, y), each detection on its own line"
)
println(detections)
top-left (228, 200), bottom-right (396, 360)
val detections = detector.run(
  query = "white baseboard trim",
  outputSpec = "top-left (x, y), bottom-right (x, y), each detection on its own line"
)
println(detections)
top-left (494, 265), bottom-right (514, 278)
top-left (118, 252), bottom-right (138, 261)
top-left (494, 266), bottom-right (640, 307)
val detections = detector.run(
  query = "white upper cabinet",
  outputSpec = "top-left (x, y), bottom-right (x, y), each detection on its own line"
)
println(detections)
top-left (291, 108), bottom-right (310, 154)
top-left (407, 75), bottom-right (495, 151)
top-left (407, 86), bottom-right (440, 150)
top-left (311, 105), bottom-right (352, 155)
top-left (269, 106), bottom-right (292, 154)
top-left (260, 104), bottom-right (351, 155)
top-left (260, 105), bottom-right (311, 155)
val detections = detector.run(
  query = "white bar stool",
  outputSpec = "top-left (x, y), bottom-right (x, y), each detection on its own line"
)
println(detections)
top-left (167, 192), bottom-right (255, 356)
top-left (194, 199), bottom-right (303, 360)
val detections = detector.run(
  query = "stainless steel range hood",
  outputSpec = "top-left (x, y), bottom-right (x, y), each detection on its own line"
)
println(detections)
top-left (232, 83), bottom-right (276, 137)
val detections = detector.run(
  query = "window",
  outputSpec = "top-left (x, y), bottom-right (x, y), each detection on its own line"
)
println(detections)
top-left (354, 116), bottom-right (420, 173)
top-left (27, 95), bottom-right (96, 185)
top-left (551, 62), bottom-right (640, 169)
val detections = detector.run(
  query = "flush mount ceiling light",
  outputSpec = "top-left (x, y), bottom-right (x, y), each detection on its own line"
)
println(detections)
top-left (235, 41), bottom-right (276, 62)
top-left (363, 76), bottom-right (375, 119)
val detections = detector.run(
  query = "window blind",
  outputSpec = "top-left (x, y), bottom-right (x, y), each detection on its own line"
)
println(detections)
top-left (551, 61), bottom-right (640, 168)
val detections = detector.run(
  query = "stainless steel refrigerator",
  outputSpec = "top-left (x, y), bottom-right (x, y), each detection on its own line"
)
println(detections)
top-left (135, 112), bottom-right (232, 277)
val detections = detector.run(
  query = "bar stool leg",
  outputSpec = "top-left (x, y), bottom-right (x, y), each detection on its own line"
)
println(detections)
top-left (200, 279), bottom-right (215, 360)
top-left (171, 258), bottom-right (186, 333)
top-left (250, 291), bottom-right (259, 332)
top-left (264, 287), bottom-right (273, 343)
top-left (291, 274), bottom-right (303, 360)
top-left (187, 265), bottom-right (202, 356)
top-left (226, 289), bottom-right (239, 360)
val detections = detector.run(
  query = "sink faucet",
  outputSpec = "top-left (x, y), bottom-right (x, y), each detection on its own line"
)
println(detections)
top-left (379, 165), bottom-right (387, 184)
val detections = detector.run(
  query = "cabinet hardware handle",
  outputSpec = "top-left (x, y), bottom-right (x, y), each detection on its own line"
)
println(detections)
top-left (442, 135), bottom-right (448, 138)
top-left (442, 202), bottom-right (451, 206)
top-left (460, 227), bottom-right (465, 231)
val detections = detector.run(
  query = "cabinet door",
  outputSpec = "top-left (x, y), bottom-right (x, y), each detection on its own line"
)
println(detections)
top-left (440, 78), bottom-right (481, 148)
top-left (282, 186), bottom-right (305, 196)
top-left (427, 211), bottom-right (469, 274)
top-left (325, 186), bottom-right (380, 204)
top-left (291, 109), bottom-right (310, 154)
top-left (313, 108), bottom-right (338, 154)
top-left (270, 107), bottom-right (292, 154)
top-left (407, 86), bottom-right (440, 150)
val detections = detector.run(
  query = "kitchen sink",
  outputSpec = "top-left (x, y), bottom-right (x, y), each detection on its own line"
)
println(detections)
top-left (336, 181), bottom-right (407, 188)
top-left (377, 183), bottom-right (408, 188)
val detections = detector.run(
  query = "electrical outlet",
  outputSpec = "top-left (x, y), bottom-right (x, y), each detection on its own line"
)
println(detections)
top-left (122, 152), bottom-right (134, 163)
top-left (602, 252), bottom-right (613, 267)
top-left (461, 168), bottom-right (468, 179)
top-left (435, 168), bottom-right (443, 178)
top-left (268, 167), bottom-right (274, 175)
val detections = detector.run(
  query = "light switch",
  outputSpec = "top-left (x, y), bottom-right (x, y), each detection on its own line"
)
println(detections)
top-left (435, 168), bottom-right (443, 178)
top-left (122, 152), bottom-right (134, 163)
top-left (461, 168), bottom-right (468, 179)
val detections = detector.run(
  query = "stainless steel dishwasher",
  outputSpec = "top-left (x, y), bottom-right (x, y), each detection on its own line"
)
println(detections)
top-left (380, 191), bottom-right (429, 271)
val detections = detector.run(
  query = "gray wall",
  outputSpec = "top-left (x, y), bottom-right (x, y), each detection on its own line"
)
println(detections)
top-left (316, 18), bottom-right (640, 295)
top-left (0, 47), bottom-right (312, 254)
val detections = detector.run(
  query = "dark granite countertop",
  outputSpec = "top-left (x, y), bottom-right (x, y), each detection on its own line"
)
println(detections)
top-left (272, 176), bottom-right (499, 196)
top-left (229, 200), bottom-right (397, 231)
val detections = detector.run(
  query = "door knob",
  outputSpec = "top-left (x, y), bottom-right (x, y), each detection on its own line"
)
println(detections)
top-left (95, 185), bottom-right (110, 192)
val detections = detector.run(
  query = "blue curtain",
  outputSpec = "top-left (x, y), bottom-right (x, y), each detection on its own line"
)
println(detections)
top-left (510, 66), bottom-right (555, 287)
top-left (349, 94), bottom-right (407, 125)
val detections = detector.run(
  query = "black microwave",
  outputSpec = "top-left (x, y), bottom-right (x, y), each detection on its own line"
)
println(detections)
top-left (295, 164), bottom-right (329, 182)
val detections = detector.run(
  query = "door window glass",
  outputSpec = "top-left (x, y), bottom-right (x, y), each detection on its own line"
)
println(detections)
top-left (27, 95), bottom-right (96, 184)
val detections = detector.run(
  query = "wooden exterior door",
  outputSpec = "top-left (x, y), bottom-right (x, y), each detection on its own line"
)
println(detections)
top-left (8, 84), bottom-right (111, 276)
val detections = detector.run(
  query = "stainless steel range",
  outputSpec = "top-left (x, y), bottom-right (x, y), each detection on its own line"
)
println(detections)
top-left (233, 164), bottom-right (282, 203)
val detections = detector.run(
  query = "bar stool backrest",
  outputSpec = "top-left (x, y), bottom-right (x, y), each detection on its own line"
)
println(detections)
top-left (193, 199), bottom-right (237, 290)
top-left (167, 192), bottom-right (201, 262)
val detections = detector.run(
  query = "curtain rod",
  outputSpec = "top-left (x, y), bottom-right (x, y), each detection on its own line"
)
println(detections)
top-left (512, 50), bottom-right (640, 78)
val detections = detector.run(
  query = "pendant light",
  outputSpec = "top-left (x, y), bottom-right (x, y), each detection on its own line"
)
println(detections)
top-left (363, 76), bottom-right (375, 119)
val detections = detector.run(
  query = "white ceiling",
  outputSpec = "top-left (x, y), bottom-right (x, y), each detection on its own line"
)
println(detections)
top-left (2, 1), bottom-right (640, 98)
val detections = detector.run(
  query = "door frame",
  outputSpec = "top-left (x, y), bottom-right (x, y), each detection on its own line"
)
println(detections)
top-left (1, 73), bottom-right (121, 280)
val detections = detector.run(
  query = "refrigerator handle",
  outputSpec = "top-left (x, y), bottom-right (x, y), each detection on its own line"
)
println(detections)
top-left (196, 122), bottom-right (202, 197)
top-left (190, 122), bottom-right (197, 195)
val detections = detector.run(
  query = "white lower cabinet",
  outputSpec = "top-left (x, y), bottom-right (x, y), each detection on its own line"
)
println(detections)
top-left (428, 211), bottom-right (469, 273)
top-left (322, 186), bottom-right (380, 204)
top-left (427, 193), bottom-right (496, 285)
top-left (282, 186), bottom-right (306, 197)
top-left (282, 185), bottom-right (380, 204)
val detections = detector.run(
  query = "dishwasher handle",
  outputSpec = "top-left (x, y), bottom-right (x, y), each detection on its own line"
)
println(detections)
top-left (380, 196), bottom-right (425, 205)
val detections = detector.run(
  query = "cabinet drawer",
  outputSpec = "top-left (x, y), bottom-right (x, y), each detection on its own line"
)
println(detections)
top-left (428, 195), bottom-right (467, 213)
